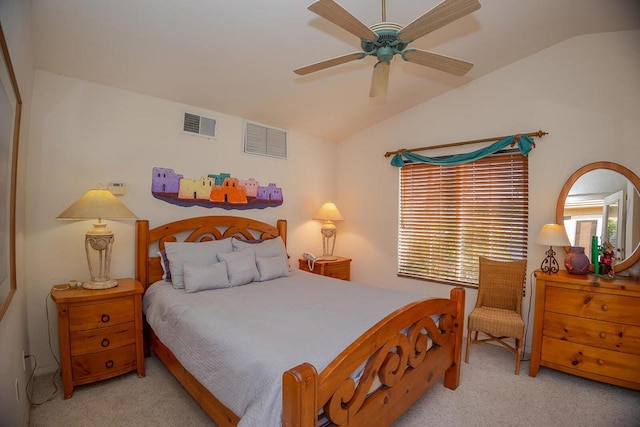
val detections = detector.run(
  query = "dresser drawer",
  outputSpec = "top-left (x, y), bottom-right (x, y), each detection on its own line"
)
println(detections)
top-left (541, 336), bottom-right (640, 384)
top-left (71, 344), bottom-right (137, 382)
top-left (70, 322), bottom-right (136, 356)
top-left (545, 287), bottom-right (640, 324)
top-left (68, 298), bottom-right (135, 331)
top-left (543, 311), bottom-right (640, 355)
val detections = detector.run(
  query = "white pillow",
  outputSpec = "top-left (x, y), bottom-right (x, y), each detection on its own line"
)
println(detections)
top-left (256, 253), bottom-right (290, 281)
top-left (217, 250), bottom-right (260, 287)
top-left (232, 237), bottom-right (287, 258)
top-left (165, 239), bottom-right (233, 289)
top-left (183, 261), bottom-right (230, 293)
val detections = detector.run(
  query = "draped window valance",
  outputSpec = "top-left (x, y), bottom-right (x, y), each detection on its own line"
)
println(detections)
top-left (389, 133), bottom-right (543, 167)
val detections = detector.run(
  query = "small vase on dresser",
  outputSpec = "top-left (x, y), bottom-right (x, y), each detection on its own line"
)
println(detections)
top-left (564, 246), bottom-right (590, 274)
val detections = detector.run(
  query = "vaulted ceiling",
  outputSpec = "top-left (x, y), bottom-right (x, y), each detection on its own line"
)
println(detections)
top-left (32, 0), bottom-right (640, 142)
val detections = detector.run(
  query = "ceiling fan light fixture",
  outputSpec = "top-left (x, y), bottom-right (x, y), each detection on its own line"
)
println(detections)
top-left (376, 46), bottom-right (394, 63)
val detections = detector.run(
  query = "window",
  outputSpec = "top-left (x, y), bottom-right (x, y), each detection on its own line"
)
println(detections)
top-left (398, 152), bottom-right (529, 287)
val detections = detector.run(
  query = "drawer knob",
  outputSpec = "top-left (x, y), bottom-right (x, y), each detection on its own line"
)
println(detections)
top-left (101, 314), bottom-right (110, 323)
top-left (601, 304), bottom-right (608, 312)
top-left (105, 360), bottom-right (114, 369)
top-left (599, 332), bottom-right (606, 339)
top-left (597, 359), bottom-right (605, 366)
top-left (101, 338), bottom-right (110, 348)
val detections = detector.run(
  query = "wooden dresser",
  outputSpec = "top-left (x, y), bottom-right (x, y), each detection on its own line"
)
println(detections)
top-left (51, 278), bottom-right (145, 398)
top-left (298, 256), bottom-right (351, 281)
top-left (530, 270), bottom-right (640, 389)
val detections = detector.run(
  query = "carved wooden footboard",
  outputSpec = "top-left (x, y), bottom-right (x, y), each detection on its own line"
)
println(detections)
top-left (283, 287), bottom-right (465, 427)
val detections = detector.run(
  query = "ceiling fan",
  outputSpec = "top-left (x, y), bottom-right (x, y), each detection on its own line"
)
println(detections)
top-left (294, 0), bottom-right (481, 97)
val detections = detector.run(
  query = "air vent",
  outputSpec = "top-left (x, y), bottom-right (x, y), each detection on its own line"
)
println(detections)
top-left (243, 121), bottom-right (287, 160)
top-left (182, 112), bottom-right (216, 139)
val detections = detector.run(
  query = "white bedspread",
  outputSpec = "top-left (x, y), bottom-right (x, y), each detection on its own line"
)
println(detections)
top-left (143, 270), bottom-right (428, 426)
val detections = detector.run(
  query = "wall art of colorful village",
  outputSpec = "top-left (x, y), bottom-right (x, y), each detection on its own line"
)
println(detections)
top-left (151, 167), bottom-right (283, 210)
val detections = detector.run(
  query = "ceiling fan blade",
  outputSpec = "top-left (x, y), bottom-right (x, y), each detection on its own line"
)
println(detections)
top-left (398, 0), bottom-right (481, 42)
top-left (294, 52), bottom-right (366, 75)
top-left (308, 0), bottom-right (377, 40)
top-left (403, 49), bottom-right (473, 76)
top-left (369, 61), bottom-right (390, 98)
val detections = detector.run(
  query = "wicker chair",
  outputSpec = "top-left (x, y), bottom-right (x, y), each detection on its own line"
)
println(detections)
top-left (465, 256), bottom-right (528, 374)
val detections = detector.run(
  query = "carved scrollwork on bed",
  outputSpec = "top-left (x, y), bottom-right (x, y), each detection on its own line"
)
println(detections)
top-left (157, 223), bottom-right (282, 250)
top-left (309, 297), bottom-right (462, 426)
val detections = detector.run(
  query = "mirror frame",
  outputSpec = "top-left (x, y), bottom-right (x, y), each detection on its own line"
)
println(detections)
top-left (0, 24), bottom-right (21, 322)
top-left (556, 161), bottom-right (640, 273)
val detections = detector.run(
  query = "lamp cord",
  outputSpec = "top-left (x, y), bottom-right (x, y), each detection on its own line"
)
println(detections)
top-left (520, 271), bottom-right (536, 363)
top-left (26, 292), bottom-right (61, 406)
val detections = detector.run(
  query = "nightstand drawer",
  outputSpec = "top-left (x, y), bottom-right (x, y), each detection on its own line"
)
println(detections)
top-left (299, 256), bottom-right (351, 281)
top-left (545, 287), bottom-right (640, 324)
top-left (70, 322), bottom-right (136, 356)
top-left (543, 311), bottom-right (640, 355)
top-left (68, 298), bottom-right (135, 331)
top-left (541, 336), bottom-right (640, 383)
top-left (322, 263), bottom-right (349, 280)
top-left (71, 344), bottom-right (137, 382)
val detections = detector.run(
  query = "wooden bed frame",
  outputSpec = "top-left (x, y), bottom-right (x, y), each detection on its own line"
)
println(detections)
top-left (135, 215), bottom-right (465, 426)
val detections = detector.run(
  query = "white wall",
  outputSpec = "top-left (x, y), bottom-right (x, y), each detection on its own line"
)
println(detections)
top-left (336, 30), bottom-right (640, 351)
top-left (0, 0), bottom-right (34, 425)
top-left (25, 71), bottom-right (338, 373)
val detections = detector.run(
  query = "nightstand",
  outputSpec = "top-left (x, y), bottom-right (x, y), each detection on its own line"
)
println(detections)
top-left (299, 256), bottom-right (351, 281)
top-left (51, 278), bottom-right (145, 398)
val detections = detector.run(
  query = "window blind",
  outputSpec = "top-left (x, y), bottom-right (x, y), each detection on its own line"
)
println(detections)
top-left (398, 153), bottom-right (529, 287)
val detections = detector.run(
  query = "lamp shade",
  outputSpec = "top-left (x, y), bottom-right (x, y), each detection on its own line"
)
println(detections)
top-left (534, 224), bottom-right (570, 247)
top-left (57, 189), bottom-right (137, 221)
top-left (313, 202), bottom-right (344, 221)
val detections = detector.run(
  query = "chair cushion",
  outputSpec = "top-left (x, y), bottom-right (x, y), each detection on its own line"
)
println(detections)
top-left (467, 306), bottom-right (525, 338)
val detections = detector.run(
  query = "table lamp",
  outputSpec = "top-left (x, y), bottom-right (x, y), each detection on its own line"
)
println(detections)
top-left (57, 188), bottom-right (137, 289)
top-left (534, 223), bottom-right (570, 274)
top-left (313, 201), bottom-right (344, 260)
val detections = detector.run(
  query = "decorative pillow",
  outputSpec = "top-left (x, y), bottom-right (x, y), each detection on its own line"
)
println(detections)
top-left (183, 261), bottom-right (230, 293)
top-left (256, 253), bottom-right (290, 281)
top-left (165, 239), bottom-right (233, 289)
top-left (232, 237), bottom-right (287, 258)
top-left (217, 250), bottom-right (260, 287)
top-left (157, 250), bottom-right (172, 282)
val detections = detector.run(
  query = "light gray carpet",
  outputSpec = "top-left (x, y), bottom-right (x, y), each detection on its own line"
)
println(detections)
top-left (29, 344), bottom-right (640, 427)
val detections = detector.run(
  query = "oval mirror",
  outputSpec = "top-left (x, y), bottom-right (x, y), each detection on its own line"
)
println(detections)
top-left (556, 162), bottom-right (640, 272)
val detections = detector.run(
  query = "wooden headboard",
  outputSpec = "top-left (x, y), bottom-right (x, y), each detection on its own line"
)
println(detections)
top-left (135, 216), bottom-right (287, 290)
